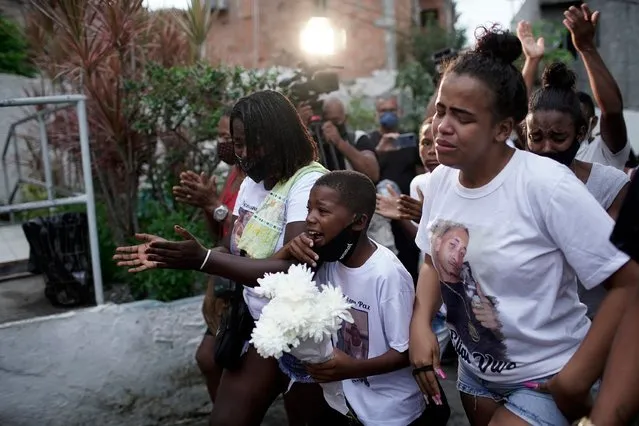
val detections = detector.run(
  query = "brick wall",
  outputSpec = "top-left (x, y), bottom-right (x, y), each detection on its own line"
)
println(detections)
top-left (205, 0), bottom-right (414, 80)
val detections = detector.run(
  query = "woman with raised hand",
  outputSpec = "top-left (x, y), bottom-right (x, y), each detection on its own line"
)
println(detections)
top-left (525, 62), bottom-right (629, 320)
top-left (408, 26), bottom-right (638, 426)
top-left (114, 90), bottom-right (330, 426)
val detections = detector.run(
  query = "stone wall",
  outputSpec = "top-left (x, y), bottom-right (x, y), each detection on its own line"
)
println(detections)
top-left (0, 297), bottom-right (210, 426)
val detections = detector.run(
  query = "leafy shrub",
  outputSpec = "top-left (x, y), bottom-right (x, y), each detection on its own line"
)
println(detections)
top-left (0, 15), bottom-right (36, 77)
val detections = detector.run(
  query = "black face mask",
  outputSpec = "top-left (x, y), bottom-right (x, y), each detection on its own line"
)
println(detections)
top-left (539, 140), bottom-right (580, 167)
top-left (313, 223), bottom-right (361, 263)
top-left (236, 155), bottom-right (268, 183)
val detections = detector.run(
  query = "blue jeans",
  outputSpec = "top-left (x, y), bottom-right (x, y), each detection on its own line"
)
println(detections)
top-left (457, 362), bottom-right (569, 426)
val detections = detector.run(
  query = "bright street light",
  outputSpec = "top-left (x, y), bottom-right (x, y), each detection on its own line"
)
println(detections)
top-left (300, 16), bottom-right (344, 57)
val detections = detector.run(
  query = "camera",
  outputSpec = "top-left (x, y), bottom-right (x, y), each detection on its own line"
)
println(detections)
top-left (279, 61), bottom-right (340, 116)
top-left (280, 62), bottom-right (343, 169)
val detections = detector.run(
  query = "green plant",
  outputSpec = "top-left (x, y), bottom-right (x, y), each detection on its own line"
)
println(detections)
top-left (175, 0), bottom-right (216, 62)
top-left (128, 198), bottom-right (211, 301)
top-left (127, 63), bottom-right (279, 213)
top-left (395, 2), bottom-right (467, 133)
top-left (0, 15), bottom-right (37, 77)
top-left (347, 95), bottom-right (376, 132)
top-left (23, 0), bottom-right (191, 244)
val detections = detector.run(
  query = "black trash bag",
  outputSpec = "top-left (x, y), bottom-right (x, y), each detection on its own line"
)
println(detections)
top-left (22, 212), bottom-right (95, 307)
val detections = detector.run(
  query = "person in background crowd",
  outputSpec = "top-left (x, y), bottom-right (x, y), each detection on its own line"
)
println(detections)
top-left (318, 97), bottom-right (379, 181)
top-left (519, 4), bottom-right (631, 170)
top-left (409, 26), bottom-right (638, 425)
top-left (311, 96), bottom-right (396, 256)
top-left (114, 90), bottom-right (330, 426)
top-left (526, 62), bottom-right (629, 319)
top-left (376, 117), bottom-right (452, 363)
top-left (368, 95), bottom-right (423, 281)
top-left (376, 117), bottom-right (438, 241)
top-left (171, 107), bottom-right (247, 404)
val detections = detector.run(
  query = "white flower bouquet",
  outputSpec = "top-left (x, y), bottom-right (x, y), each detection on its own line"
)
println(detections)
top-left (250, 264), bottom-right (353, 414)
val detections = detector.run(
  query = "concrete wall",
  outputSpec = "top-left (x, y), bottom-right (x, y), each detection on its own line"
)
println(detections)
top-left (0, 297), bottom-right (211, 426)
top-left (0, 73), bottom-right (39, 205)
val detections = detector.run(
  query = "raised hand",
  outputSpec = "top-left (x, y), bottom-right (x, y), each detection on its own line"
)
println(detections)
top-left (172, 170), bottom-right (219, 212)
top-left (563, 3), bottom-right (599, 52)
top-left (113, 233), bottom-right (166, 273)
top-left (517, 20), bottom-right (545, 60)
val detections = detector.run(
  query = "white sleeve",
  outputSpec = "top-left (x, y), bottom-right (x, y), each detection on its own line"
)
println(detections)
top-left (579, 137), bottom-right (631, 170)
top-left (415, 174), bottom-right (435, 255)
top-left (285, 171), bottom-right (323, 224)
top-left (543, 174), bottom-right (630, 289)
top-left (379, 280), bottom-right (415, 353)
top-left (232, 179), bottom-right (248, 216)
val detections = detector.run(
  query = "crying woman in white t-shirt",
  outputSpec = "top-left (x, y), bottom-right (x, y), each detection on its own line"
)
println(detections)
top-left (410, 27), bottom-right (638, 426)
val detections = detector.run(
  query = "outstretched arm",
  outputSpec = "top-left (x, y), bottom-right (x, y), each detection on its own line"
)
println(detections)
top-left (565, 4), bottom-right (627, 153)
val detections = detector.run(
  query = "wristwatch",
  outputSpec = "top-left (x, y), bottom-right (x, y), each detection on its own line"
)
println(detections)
top-left (213, 204), bottom-right (229, 222)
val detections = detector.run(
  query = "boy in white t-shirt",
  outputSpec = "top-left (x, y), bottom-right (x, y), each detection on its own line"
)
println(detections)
top-left (279, 170), bottom-right (449, 426)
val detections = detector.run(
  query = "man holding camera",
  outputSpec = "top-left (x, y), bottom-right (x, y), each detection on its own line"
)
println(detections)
top-left (298, 98), bottom-right (380, 182)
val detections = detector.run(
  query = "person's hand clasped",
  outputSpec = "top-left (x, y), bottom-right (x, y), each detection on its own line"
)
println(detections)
top-left (410, 329), bottom-right (446, 405)
top-left (306, 348), bottom-right (356, 383)
top-left (516, 20), bottom-right (545, 60)
top-left (376, 185), bottom-right (423, 221)
top-left (113, 233), bottom-right (167, 273)
top-left (172, 170), bottom-right (219, 212)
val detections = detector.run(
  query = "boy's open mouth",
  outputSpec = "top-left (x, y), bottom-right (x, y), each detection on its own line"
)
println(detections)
top-left (307, 230), bottom-right (323, 243)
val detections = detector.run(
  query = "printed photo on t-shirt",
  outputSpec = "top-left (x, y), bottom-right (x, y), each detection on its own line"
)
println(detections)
top-left (338, 307), bottom-right (369, 361)
top-left (230, 205), bottom-right (253, 255)
top-left (429, 219), bottom-right (510, 364)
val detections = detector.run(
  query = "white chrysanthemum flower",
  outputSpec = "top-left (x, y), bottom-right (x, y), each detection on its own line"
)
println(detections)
top-left (251, 266), bottom-right (353, 360)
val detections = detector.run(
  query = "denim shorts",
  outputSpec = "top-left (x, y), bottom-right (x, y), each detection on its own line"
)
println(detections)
top-left (456, 362), bottom-right (569, 426)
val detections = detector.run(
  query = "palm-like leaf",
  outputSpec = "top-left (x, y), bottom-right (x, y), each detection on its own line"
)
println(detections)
top-left (175, 0), bottom-right (216, 62)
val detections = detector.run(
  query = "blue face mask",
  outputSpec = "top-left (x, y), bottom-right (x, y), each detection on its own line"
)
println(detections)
top-left (379, 111), bottom-right (399, 130)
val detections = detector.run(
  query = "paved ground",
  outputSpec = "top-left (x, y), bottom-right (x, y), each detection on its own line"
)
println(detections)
top-left (176, 363), bottom-right (470, 426)
top-left (0, 274), bottom-right (470, 425)
top-left (0, 274), bottom-right (69, 324)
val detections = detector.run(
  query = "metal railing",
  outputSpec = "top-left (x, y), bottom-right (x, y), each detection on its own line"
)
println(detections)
top-left (0, 95), bottom-right (104, 305)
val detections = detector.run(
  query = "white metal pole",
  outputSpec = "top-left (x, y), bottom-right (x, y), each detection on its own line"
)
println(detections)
top-left (76, 99), bottom-right (104, 305)
top-left (37, 112), bottom-right (55, 206)
top-left (382, 0), bottom-right (397, 70)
